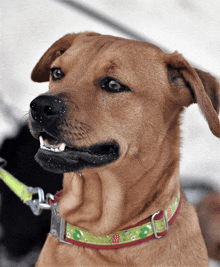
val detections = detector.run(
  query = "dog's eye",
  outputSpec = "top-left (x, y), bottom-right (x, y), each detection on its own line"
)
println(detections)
top-left (101, 77), bottom-right (130, 93)
top-left (50, 67), bottom-right (64, 81)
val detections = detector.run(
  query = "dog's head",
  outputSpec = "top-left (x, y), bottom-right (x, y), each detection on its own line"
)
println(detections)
top-left (29, 32), bottom-right (220, 174)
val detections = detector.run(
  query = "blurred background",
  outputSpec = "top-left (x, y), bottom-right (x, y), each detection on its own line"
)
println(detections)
top-left (1, 0), bottom-right (220, 266)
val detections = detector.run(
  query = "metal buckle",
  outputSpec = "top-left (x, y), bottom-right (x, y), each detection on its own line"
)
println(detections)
top-left (26, 187), bottom-right (52, 216)
top-left (50, 202), bottom-right (72, 245)
top-left (151, 211), bottom-right (168, 239)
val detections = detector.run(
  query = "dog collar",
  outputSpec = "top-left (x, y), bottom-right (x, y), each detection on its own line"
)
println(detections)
top-left (50, 191), bottom-right (182, 249)
top-left (0, 162), bottom-right (181, 249)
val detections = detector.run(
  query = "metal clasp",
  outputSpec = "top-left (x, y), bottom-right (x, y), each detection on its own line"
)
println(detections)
top-left (50, 202), bottom-right (72, 245)
top-left (26, 187), bottom-right (53, 216)
top-left (151, 211), bottom-right (168, 239)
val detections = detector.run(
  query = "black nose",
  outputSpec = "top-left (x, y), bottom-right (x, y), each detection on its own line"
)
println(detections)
top-left (30, 95), bottom-right (66, 127)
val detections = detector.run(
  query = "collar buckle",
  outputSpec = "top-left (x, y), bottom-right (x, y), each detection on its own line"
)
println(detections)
top-left (50, 202), bottom-right (72, 245)
top-left (151, 211), bottom-right (168, 239)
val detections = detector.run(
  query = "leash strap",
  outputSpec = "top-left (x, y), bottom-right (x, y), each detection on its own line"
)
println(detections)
top-left (0, 157), bottom-right (52, 215)
top-left (0, 167), bottom-right (32, 204)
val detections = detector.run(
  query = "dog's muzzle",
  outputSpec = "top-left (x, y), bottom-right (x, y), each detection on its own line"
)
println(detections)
top-left (29, 95), bottom-right (120, 173)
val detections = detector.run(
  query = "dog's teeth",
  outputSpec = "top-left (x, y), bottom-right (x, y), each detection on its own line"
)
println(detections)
top-left (59, 143), bottom-right (66, 152)
top-left (39, 137), bottom-right (66, 153)
top-left (42, 146), bottom-right (50, 151)
top-left (39, 136), bottom-right (44, 148)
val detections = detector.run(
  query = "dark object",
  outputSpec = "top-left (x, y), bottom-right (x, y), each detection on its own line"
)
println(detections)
top-left (0, 124), bottom-right (62, 257)
top-left (0, 157), bottom-right (7, 167)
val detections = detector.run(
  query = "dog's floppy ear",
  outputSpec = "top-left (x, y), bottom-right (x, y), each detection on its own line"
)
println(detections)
top-left (31, 34), bottom-right (77, 82)
top-left (165, 52), bottom-right (220, 138)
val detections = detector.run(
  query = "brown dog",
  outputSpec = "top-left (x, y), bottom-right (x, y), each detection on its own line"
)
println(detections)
top-left (29, 32), bottom-right (220, 266)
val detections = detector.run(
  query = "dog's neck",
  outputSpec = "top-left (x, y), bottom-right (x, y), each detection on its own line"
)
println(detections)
top-left (58, 115), bottom-right (182, 236)
top-left (59, 150), bottom-right (180, 236)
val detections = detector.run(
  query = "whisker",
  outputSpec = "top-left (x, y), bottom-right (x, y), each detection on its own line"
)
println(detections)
top-left (20, 112), bottom-right (29, 121)
top-left (75, 126), bottom-right (90, 145)
top-left (79, 127), bottom-right (92, 143)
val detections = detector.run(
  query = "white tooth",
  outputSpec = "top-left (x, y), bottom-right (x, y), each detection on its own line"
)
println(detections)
top-left (55, 148), bottom-right (60, 152)
top-left (39, 136), bottom-right (44, 148)
top-left (59, 143), bottom-right (66, 152)
top-left (51, 148), bottom-right (55, 152)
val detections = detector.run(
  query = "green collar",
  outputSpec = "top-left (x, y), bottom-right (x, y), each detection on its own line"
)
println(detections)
top-left (50, 191), bottom-right (181, 249)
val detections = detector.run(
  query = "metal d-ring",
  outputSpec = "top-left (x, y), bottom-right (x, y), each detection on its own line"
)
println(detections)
top-left (26, 187), bottom-right (52, 215)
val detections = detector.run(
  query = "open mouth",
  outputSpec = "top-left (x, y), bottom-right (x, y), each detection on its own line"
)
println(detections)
top-left (35, 132), bottom-right (120, 173)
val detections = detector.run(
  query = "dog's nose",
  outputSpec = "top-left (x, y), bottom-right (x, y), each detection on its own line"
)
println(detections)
top-left (30, 95), bottom-right (66, 126)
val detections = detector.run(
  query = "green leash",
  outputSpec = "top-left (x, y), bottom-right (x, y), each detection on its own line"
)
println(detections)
top-left (0, 167), bottom-right (32, 203)
top-left (0, 157), bottom-right (53, 215)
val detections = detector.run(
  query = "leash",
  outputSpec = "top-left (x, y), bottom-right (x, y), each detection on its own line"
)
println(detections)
top-left (0, 157), bottom-right (53, 215)
top-left (0, 156), bottom-right (182, 249)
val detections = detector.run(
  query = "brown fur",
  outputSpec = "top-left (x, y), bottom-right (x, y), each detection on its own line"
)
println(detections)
top-left (197, 191), bottom-right (220, 261)
top-left (29, 32), bottom-right (220, 266)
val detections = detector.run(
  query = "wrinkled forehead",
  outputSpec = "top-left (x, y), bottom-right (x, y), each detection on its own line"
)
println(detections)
top-left (53, 35), bottom-right (163, 72)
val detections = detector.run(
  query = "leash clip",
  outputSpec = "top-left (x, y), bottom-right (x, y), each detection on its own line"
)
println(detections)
top-left (26, 187), bottom-right (53, 216)
top-left (50, 202), bottom-right (72, 245)
top-left (151, 211), bottom-right (168, 239)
